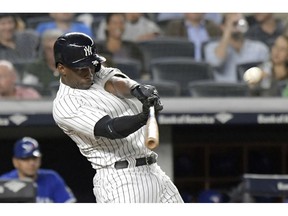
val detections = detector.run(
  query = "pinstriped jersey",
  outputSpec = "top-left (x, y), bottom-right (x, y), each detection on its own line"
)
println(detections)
top-left (52, 66), bottom-right (154, 170)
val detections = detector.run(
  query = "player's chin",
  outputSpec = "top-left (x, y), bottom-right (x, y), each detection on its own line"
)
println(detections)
top-left (79, 80), bottom-right (93, 89)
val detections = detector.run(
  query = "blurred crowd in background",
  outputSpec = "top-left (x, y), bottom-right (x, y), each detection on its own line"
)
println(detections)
top-left (1, 12), bottom-right (288, 99)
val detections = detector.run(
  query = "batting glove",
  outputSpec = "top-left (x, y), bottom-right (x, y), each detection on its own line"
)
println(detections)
top-left (131, 85), bottom-right (160, 103)
top-left (142, 96), bottom-right (156, 116)
top-left (142, 96), bottom-right (163, 116)
top-left (154, 97), bottom-right (163, 114)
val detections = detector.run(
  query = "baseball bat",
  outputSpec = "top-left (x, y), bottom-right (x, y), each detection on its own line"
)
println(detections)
top-left (145, 106), bottom-right (159, 150)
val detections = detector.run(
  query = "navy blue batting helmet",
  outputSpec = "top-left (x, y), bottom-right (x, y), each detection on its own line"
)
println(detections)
top-left (53, 32), bottom-right (106, 68)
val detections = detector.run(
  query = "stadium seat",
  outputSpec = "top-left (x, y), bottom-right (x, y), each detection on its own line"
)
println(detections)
top-left (113, 58), bottom-right (142, 80)
top-left (137, 37), bottom-right (195, 73)
top-left (141, 79), bottom-right (181, 97)
top-left (188, 80), bottom-right (250, 97)
top-left (13, 59), bottom-right (39, 81)
top-left (150, 57), bottom-right (214, 96)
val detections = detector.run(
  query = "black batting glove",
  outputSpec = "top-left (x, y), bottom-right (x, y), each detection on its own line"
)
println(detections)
top-left (142, 96), bottom-right (156, 117)
top-left (143, 96), bottom-right (163, 116)
top-left (137, 96), bottom-right (155, 125)
top-left (131, 84), bottom-right (160, 104)
top-left (154, 97), bottom-right (163, 114)
top-left (138, 96), bottom-right (164, 125)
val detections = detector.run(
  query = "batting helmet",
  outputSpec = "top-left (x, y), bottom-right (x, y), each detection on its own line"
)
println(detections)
top-left (53, 32), bottom-right (106, 69)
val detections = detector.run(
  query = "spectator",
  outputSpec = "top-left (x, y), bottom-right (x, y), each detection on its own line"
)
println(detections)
top-left (0, 13), bottom-right (39, 63)
top-left (156, 13), bottom-right (184, 23)
top-left (157, 13), bottom-right (223, 25)
top-left (96, 13), bottom-right (146, 78)
top-left (96, 13), bottom-right (162, 42)
top-left (204, 13), bottom-right (270, 83)
top-left (22, 29), bottom-right (63, 97)
top-left (204, 13), bottom-right (223, 25)
top-left (244, 13), bottom-right (259, 27)
top-left (13, 14), bottom-right (26, 32)
top-left (155, 13), bottom-right (184, 32)
top-left (164, 13), bottom-right (222, 61)
top-left (0, 137), bottom-right (77, 203)
top-left (245, 13), bottom-right (285, 48)
top-left (246, 34), bottom-right (288, 96)
top-left (35, 13), bottom-right (93, 37)
top-left (0, 60), bottom-right (41, 100)
top-left (122, 13), bottom-right (162, 42)
top-left (75, 13), bottom-right (95, 30)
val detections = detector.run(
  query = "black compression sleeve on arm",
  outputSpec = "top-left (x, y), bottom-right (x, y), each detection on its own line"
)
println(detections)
top-left (94, 113), bottom-right (148, 139)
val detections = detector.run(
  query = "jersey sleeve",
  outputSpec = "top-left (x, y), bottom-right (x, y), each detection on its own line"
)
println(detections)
top-left (95, 66), bottom-right (129, 86)
top-left (0, 170), bottom-right (18, 179)
top-left (53, 94), bottom-right (108, 139)
top-left (53, 66), bottom-right (130, 140)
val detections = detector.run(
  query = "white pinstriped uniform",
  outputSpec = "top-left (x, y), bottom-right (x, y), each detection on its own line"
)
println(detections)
top-left (53, 66), bottom-right (183, 203)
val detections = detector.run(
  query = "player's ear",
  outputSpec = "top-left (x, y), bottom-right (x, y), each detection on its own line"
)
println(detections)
top-left (12, 157), bottom-right (19, 169)
top-left (57, 63), bottom-right (66, 76)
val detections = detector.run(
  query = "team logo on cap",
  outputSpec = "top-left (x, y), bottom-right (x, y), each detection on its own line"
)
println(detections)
top-left (84, 46), bottom-right (92, 56)
top-left (22, 143), bottom-right (36, 153)
top-left (21, 137), bottom-right (38, 153)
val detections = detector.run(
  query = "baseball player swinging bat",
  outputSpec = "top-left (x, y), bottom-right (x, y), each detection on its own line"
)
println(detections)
top-left (145, 106), bottom-right (159, 150)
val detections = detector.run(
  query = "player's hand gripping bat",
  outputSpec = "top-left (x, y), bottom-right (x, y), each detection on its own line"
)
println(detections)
top-left (145, 106), bottom-right (159, 150)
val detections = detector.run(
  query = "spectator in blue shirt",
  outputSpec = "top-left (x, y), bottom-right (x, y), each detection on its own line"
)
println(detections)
top-left (0, 136), bottom-right (76, 203)
top-left (204, 13), bottom-right (270, 83)
top-left (35, 13), bottom-right (93, 38)
top-left (164, 13), bottom-right (222, 61)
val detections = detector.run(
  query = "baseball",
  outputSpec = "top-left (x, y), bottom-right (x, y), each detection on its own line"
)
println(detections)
top-left (243, 67), bottom-right (262, 84)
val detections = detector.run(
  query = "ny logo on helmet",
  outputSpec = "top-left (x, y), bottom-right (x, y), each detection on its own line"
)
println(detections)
top-left (92, 60), bottom-right (99, 66)
top-left (84, 46), bottom-right (93, 56)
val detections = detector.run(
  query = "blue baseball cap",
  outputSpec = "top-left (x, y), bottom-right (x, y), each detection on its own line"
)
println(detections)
top-left (14, 137), bottom-right (42, 159)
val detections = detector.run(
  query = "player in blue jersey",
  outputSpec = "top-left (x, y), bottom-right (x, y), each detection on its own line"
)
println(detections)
top-left (0, 137), bottom-right (76, 203)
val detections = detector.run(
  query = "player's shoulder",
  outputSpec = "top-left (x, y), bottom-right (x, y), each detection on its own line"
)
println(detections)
top-left (101, 66), bottom-right (125, 75)
top-left (52, 80), bottom-right (79, 105)
top-left (100, 65), bottom-right (120, 73)
top-left (38, 169), bottom-right (63, 179)
top-left (96, 66), bottom-right (124, 79)
top-left (0, 169), bottom-right (18, 179)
